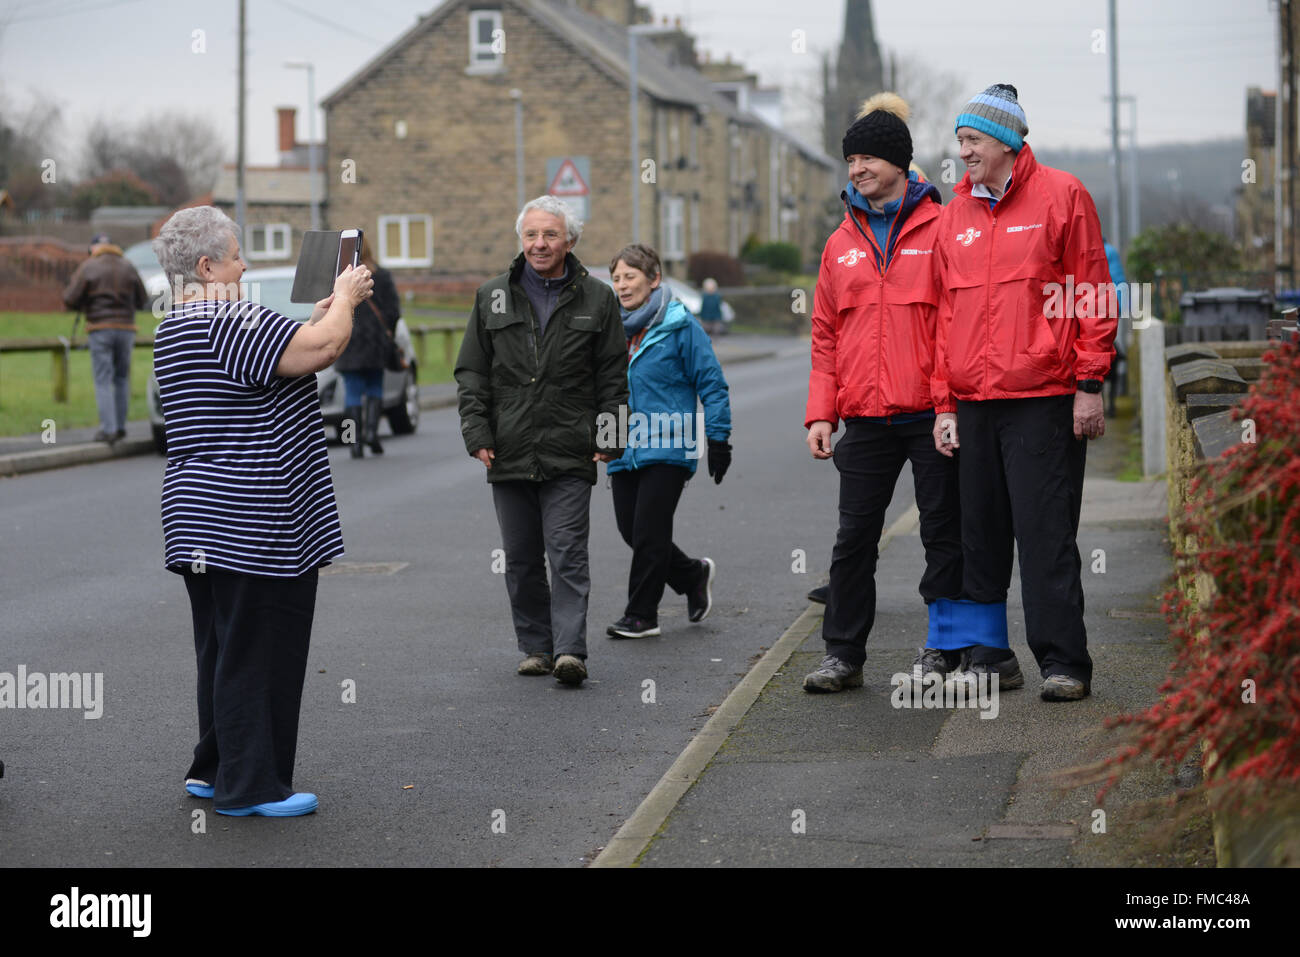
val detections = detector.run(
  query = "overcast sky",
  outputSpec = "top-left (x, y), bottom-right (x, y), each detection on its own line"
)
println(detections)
top-left (0, 0), bottom-right (1277, 176)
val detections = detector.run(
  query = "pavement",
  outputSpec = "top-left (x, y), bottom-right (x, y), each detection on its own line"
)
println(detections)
top-left (0, 333), bottom-right (786, 477)
top-left (598, 417), bottom-right (1200, 868)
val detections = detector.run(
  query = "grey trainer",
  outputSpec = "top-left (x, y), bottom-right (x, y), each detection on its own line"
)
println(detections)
top-left (1041, 674), bottom-right (1089, 701)
top-left (802, 655), bottom-right (863, 693)
top-left (910, 646), bottom-right (961, 684)
top-left (965, 651), bottom-right (1025, 690)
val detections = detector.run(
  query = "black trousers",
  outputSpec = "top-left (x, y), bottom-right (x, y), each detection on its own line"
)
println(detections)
top-left (183, 568), bottom-right (317, 809)
top-left (823, 418), bottom-right (963, 668)
top-left (956, 396), bottom-right (1092, 683)
top-left (610, 464), bottom-right (699, 620)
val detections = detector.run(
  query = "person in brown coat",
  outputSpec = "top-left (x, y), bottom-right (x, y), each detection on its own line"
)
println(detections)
top-left (62, 233), bottom-right (148, 442)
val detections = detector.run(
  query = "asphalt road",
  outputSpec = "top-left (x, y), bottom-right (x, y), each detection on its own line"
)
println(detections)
top-left (0, 341), bottom-right (917, 867)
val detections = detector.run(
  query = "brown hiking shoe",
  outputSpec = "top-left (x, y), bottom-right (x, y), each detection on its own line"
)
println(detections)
top-left (553, 654), bottom-right (587, 686)
top-left (517, 653), bottom-right (554, 676)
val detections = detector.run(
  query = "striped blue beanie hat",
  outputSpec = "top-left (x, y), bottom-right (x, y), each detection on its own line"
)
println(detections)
top-left (955, 83), bottom-right (1028, 151)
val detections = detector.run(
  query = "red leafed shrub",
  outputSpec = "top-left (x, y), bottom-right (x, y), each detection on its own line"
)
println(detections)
top-left (1100, 336), bottom-right (1300, 810)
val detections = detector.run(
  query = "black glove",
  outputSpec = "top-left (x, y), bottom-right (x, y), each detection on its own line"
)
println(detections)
top-left (706, 439), bottom-right (732, 485)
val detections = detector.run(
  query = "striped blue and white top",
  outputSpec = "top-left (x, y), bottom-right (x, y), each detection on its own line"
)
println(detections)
top-left (155, 298), bottom-right (344, 577)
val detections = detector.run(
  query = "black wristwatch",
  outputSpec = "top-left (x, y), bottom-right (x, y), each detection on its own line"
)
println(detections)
top-left (1076, 378), bottom-right (1102, 394)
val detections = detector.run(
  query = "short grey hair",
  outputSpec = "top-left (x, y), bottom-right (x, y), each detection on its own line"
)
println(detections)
top-left (515, 195), bottom-right (583, 243)
top-left (153, 206), bottom-right (240, 287)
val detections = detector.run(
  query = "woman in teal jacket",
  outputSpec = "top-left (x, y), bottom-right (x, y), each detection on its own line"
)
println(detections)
top-left (605, 244), bottom-right (732, 639)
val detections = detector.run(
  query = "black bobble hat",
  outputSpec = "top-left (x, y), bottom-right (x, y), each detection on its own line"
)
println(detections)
top-left (842, 109), bottom-right (912, 170)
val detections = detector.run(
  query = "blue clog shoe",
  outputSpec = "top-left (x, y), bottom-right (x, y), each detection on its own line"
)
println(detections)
top-left (215, 792), bottom-right (319, 817)
top-left (185, 779), bottom-right (214, 799)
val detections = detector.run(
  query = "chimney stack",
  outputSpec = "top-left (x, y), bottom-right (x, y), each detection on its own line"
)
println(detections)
top-left (277, 107), bottom-right (297, 154)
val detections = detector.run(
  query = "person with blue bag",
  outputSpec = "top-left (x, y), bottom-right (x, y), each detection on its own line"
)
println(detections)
top-left (603, 243), bottom-right (732, 639)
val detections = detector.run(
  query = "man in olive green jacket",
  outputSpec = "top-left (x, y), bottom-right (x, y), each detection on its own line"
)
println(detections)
top-left (455, 196), bottom-right (628, 687)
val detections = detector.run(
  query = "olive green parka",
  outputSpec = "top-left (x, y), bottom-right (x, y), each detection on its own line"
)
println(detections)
top-left (455, 252), bottom-right (628, 484)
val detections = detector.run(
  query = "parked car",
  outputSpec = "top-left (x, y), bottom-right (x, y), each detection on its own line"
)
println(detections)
top-left (147, 266), bottom-right (419, 454)
top-left (586, 267), bottom-right (734, 334)
top-left (122, 240), bottom-right (172, 313)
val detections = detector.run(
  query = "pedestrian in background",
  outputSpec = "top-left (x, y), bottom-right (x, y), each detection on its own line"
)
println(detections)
top-left (62, 233), bottom-right (147, 443)
top-left (605, 243), bottom-right (731, 639)
top-left (334, 236), bottom-right (402, 458)
top-left (455, 196), bottom-right (628, 687)
top-left (153, 205), bottom-right (372, 816)
top-left (698, 277), bottom-right (724, 336)
top-left (802, 93), bottom-right (965, 694)
top-left (933, 84), bottom-right (1116, 701)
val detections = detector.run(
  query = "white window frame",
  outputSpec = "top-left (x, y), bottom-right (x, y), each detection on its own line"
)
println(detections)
top-left (661, 195), bottom-right (686, 263)
top-left (467, 9), bottom-right (504, 74)
top-left (377, 214), bottom-right (433, 268)
top-left (245, 223), bottom-right (291, 261)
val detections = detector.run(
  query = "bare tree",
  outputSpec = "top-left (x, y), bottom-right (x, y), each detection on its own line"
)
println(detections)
top-left (80, 112), bottom-right (224, 207)
top-left (885, 51), bottom-right (965, 177)
top-left (0, 89), bottom-right (65, 211)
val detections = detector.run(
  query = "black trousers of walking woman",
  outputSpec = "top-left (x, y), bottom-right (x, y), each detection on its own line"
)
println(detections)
top-left (611, 464), bottom-right (700, 620)
top-left (182, 568), bottom-right (317, 810)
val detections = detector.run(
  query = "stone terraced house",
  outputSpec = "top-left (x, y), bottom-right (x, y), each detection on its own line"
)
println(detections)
top-left (321, 0), bottom-right (837, 283)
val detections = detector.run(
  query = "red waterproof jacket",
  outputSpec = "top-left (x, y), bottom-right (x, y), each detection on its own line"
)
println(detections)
top-left (934, 143), bottom-right (1115, 402)
top-left (806, 180), bottom-right (950, 428)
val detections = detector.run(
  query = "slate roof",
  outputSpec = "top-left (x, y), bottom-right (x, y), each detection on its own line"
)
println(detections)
top-left (322, 0), bottom-right (835, 168)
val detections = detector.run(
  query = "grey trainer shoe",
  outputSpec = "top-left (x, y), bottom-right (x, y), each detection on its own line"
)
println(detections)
top-left (553, 654), bottom-right (587, 686)
top-left (517, 653), bottom-right (554, 676)
top-left (965, 650), bottom-right (1025, 690)
top-left (1041, 674), bottom-right (1089, 701)
top-left (910, 646), bottom-right (962, 684)
top-left (802, 655), bottom-right (863, 693)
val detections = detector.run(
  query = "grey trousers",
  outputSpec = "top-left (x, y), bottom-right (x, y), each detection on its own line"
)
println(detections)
top-left (491, 475), bottom-right (592, 658)
top-left (89, 328), bottom-right (134, 434)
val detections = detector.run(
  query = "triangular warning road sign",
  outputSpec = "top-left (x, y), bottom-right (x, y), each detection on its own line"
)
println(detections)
top-left (548, 158), bottom-right (589, 196)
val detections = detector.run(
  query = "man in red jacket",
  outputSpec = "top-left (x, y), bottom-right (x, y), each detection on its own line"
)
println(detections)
top-left (802, 95), bottom-right (966, 693)
top-left (932, 84), bottom-right (1116, 701)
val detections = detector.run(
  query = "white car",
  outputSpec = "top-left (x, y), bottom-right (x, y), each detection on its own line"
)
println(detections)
top-left (122, 240), bottom-right (172, 313)
top-left (146, 266), bottom-right (419, 453)
top-left (586, 267), bottom-right (734, 334)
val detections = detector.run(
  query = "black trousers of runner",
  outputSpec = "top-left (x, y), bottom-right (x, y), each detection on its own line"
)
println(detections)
top-left (610, 463), bottom-right (699, 620)
top-left (823, 417), bottom-right (963, 668)
top-left (956, 395), bottom-right (1092, 683)
top-left (183, 568), bottom-right (317, 810)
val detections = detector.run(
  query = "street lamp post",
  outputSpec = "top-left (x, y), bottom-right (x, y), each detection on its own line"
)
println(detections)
top-left (628, 23), bottom-right (676, 244)
top-left (285, 60), bottom-right (321, 231)
top-left (510, 88), bottom-right (525, 214)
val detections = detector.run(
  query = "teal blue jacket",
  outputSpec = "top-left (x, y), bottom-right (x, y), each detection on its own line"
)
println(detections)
top-left (606, 297), bottom-right (731, 475)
